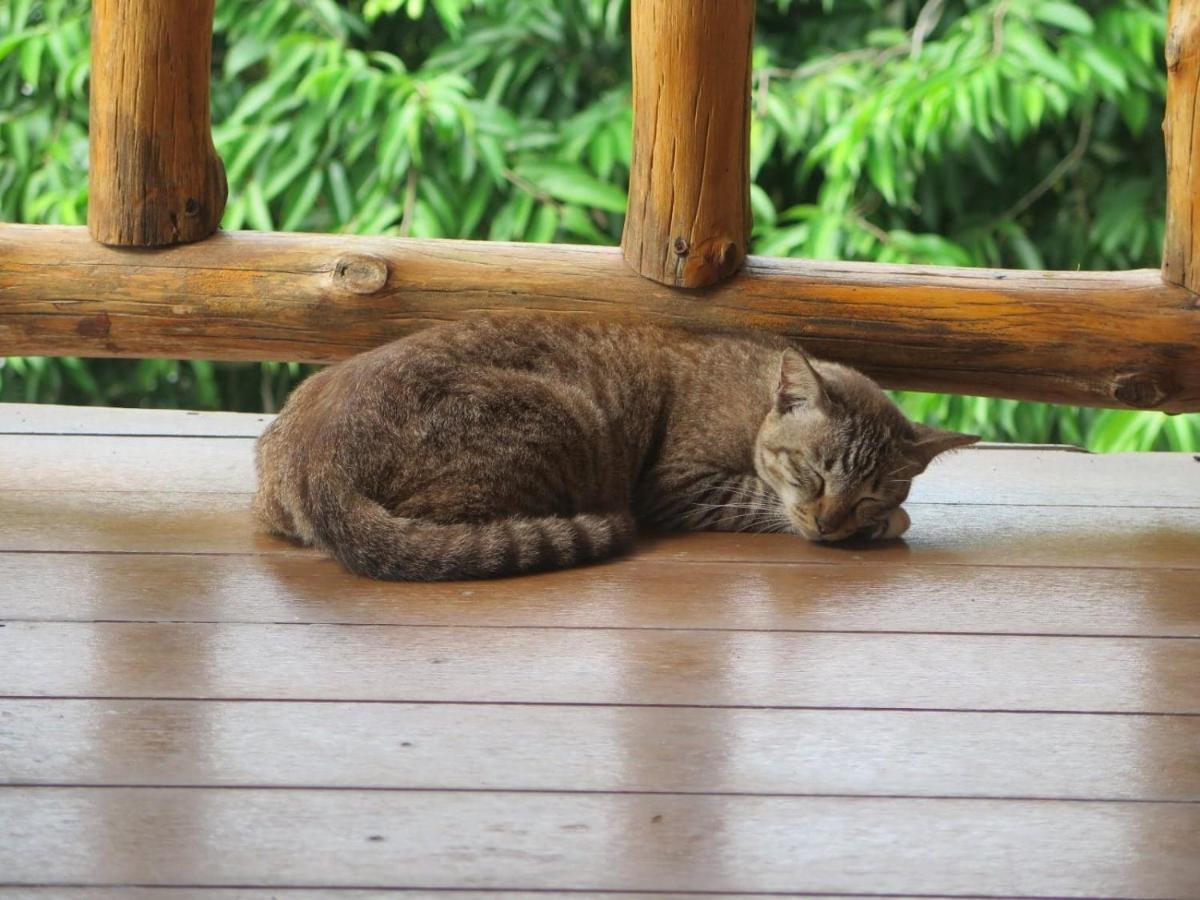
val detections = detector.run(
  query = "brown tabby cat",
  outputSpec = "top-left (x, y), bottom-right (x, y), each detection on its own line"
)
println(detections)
top-left (254, 315), bottom-right (977, 580)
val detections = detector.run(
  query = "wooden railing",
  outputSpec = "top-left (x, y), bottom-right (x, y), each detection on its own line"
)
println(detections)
top-left (0, 0), bottom-right (1198, 413)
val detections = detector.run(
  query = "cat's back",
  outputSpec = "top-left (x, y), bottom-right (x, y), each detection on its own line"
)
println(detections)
top-left (396, 314), bottom-right (678, 375)
top-left (262, 315), bottom-right (679, 450)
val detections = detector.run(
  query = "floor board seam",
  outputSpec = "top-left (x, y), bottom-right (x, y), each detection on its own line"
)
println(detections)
top-left (2, 695), bottom-right (1196, 716)
top-left (0, 884), bottom-right (1164, 899)
top-left (5, 486), bottom-right (1200, 510)
top-left (1, 547), bottom-right (1198, 573)
top-left (1, 784), bottom-right (1196, 804)
top-left (2, 618), bottom-right (1198, 640)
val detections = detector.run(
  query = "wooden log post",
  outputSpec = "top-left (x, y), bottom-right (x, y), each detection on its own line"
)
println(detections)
top-left (88, 0), bottom-right (227, 247)
top-left (621, 0), bottom-right (755, 288)
top-left (1163, 0), bottom-right (1200, 295)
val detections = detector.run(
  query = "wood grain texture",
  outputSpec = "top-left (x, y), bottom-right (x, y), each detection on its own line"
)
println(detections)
top-left (1164, 0), bottom-right (1200, 293)
top-left (3, 621), bottom-right (1197, 712)
top-left (3, 489), bottom-right (1196, 569)
top-left (0, 403), bottom-right (269, 437)
top-left (4, 225), bottom-right (1199, 411)
top-left (4, 699), bottom-right (1198, 801)
top-left (88, 0), bottom-right (226, 246)
top-left (621, 0), bottom-right (753, 287)
top-left (3, 409), bottom-right (1199, 898)
top-left (5, 551), bottom-right (1200, 638)
top-left (6, 428), bottom-right (1200, 508)
top-left (2, 788), bottom-right (1198, 895)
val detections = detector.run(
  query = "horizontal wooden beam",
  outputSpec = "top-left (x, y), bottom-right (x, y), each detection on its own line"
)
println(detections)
top-left (2, 224), bottom-right (1199, 412)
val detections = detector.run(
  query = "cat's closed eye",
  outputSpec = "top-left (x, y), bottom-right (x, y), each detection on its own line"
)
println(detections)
top-left (791, 467), bottom-right (824, 495)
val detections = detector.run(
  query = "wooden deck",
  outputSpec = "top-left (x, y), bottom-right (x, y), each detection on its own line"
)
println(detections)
top-left (1, 402), bottom-right (1198, 898)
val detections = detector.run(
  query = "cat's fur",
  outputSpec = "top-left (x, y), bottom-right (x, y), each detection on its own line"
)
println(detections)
top-left (254, 315), bottom-right (977, 580)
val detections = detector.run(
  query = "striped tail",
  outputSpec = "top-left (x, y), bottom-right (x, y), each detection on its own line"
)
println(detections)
top-left (306, 490), bottom-right (635, 581)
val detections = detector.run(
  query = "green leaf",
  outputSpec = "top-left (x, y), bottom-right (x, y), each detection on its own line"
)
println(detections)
top-left (280, 169), bottom-right (325, 231)
top-left (513, 161), bottom-right (627, 213)
top-left (809, 215), bottom-right (841, 260)
top-left (1118, 90), bottom-right (1150, 136)
top-left (1006, 28), bottom-right (1077, 89)
top-left (527, 204), bottom-right (559, 243)
top-left (224, 37), bottom-right (269, 78)
top-left (18, 35), bottom-right (43, 85)
top-left (0, 33), bottom-right (26, 65)
top-left (1079, 44), bottom-right (1128, 94)
top-left (866, 137), bottom-right (896, 204)
top-left (1021, 83), bottom-right (1046, 129)
top-left (245, 181), bottom-right (274, 231)
top-left (263, 145), bottom-right (316, 201)
top-left (457, 175), bottom-right (493, 238)
top-left (488, 192), bottom-right (534, 241)
top-left (749, 183), bottom-right (776, 229)
top-left (1165, 415), bottom-right (1199, 452)
top-left (560, 205), bottom-right (611, 244)
top-left (224, 129), bottom-right (276, 186)
top-left (1032, 2), bottom-right (1094, 35)
top-left (327, 161), bottom-right (353, 225)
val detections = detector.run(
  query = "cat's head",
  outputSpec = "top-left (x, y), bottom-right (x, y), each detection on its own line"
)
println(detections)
top-left (755, 349), bottom-right (978, 542)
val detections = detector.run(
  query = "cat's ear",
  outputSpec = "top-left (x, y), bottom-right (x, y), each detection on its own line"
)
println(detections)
top-left (776, 348), bottom-right (828, 414)
top-left (909, 423), bottom-right (980, 467)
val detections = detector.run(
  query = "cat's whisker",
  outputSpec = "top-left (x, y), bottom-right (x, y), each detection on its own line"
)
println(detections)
top-left (689, 501), bottom-right (772, 512)
top-left (683, 486), bottom-right (766, 504)
top-left (708, 509), bottom-right (778, 524)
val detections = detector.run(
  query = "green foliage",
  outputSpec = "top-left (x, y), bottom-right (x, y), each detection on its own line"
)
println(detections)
top-left (1, 0), bottom-right (1196, 451)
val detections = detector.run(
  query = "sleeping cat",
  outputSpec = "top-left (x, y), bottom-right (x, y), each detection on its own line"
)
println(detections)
top-left (254, 315), bottom-right (977, 580)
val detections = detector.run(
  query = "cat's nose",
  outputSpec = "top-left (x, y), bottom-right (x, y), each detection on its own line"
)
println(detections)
top-left (815, 499), bottom-right (851, 536)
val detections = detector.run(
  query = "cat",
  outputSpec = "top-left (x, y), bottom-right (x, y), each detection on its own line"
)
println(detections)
top-left (253, 315), bottom-right (977, 580)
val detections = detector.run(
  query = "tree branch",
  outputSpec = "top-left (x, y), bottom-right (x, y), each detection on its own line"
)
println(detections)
top-left (1000, 107), bottom-right (1095, 223)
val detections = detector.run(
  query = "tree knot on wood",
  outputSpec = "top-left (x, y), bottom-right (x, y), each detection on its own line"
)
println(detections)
top-left (1111, 372), bottom-right (1168, 409)
top-left (76, 312), bottom-right (112, 339)
top-left (184, 198), bottom-right (200, 218)
top-left (332, 254), bottom-right (390, 294)
top-left (673, 237), bottom-right (690, 256)
top-left (679, 237), bottom-right (742, 288)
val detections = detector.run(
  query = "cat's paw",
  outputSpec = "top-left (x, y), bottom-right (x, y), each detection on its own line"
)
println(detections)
top-left (879, 506), bottom-right (910, 539)
top-left (858, 507), bottom-right (910, 540)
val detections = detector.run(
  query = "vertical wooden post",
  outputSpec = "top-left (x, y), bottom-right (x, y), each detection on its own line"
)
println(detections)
top-left (1163, 0), bottom-right (1200, 294)
top-left (88, 0), bottom-right (227, 247)
top-left (621, 0), bottom-right (755, 289)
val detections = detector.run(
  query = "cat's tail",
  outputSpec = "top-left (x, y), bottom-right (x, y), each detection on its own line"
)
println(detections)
top-left (307, 490), bottom-right (636, 581)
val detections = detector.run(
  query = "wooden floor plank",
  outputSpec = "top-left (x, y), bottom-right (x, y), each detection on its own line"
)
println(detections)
top-left (2, 622), bottom-right (1196, 713)
top-left (3, 551), bottom-right (1199, 638)
top-left (3, 699), bottom-right (1197, 801)
top-left (3, 489), bottom-right (1196, 569)
top-left (3, 404), bottom-right (1198, 898)
top-left (0, 403), bottom-right (270, 437)
top-left (6, 430), bottom-right (1200, 507)
top-left (2, 435), bottom-right (256, 493)
top-left (1, 788), bottom-right (1197, 896)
